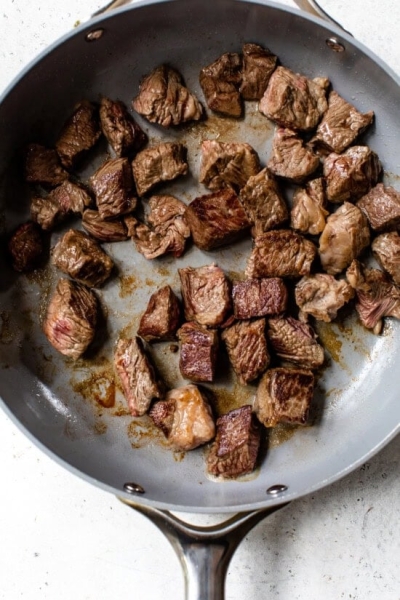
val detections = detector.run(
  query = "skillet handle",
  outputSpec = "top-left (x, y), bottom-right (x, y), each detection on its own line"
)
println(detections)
top-left (292, 0), bottom-right (352, 35)
top-left (119, 499), bottom-right (287, 600)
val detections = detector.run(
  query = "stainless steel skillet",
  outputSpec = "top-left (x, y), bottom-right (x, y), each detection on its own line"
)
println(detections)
top-left (1, 0), bottom-right (400, 597)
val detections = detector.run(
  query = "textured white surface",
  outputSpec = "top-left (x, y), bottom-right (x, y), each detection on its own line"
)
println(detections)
top-left (1, 1), bottom-right (400, 599)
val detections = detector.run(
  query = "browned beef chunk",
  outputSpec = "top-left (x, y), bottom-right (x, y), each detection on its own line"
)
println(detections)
top-left (179, 264), bottom-right (231, 327)
top-left (207, 405), bottom-right (260, 478)
top-left (31, 180), bottom-right (93, 232)
top-left (82, 210), bottom-right (129, 242)
top-left (31, 195), bottom-right (67, 231)
top-left (357, 184), bottom-right (400, 232)
top-left (147, 194), bottom-right (191, 257)
top-left (290, 178), bottom-right (328, 235)
top-left (310, 91), bottom-right (374, 154)
top-left (128, 218), bottom-right (169, 260)
top-left (295, 273), bottom-right (354, 322)
top-left (267, 316), bottom-right (324, 369)
top-left (259, 66), bottom-right (329, 131)
top-left (324, 146), bottom-right (381, 203)
top-left (199, 140), bottom-right (260, 191)
top-left (177, 322), bottom-right (219, 382)
top-left (245, 230), bottom-right (317, 278)
top-left (221, 319), bottom-right (270, 384)
top-left (239, 43), bottom-right (277, 100)
top-left (138, 285), bottom-right (181, 342)
top-left (319, 202), bottom-right (370, 275)
top-left (150, 385), bottom-right (215, 451)
top-left (51, 180), bottom-right (93, 213)
top-left (254, 367), bottom-right (314, 427)
top-left (8, 222), bottom-right (44, 272)
top-left (90, 157), bottom-right (136, 220)
top-left (346, 260), bottom-right (400, 334)
top-left (52, 229), bottom-right (113, 288)
top-left (132, 65), bottom-right (203, 127)
top-left (232, 277), bottom-right (288, 319)
top-left (372, 232), bottom-right (400, 286)
top-left (132, 142), bottom-right (188, 196)
top-left (186, 188), bottom-right (250, 251)
top-left (267, 128), bottom-right (320, 183)
top-left (114, 336), bottom-right (163, 416)
top-left (99, 97), bottom-right (147, 157)
top-left (199, 52), bottom-right (243, 117)
top-left (56, 100), bottom-right (101, 170)
top-left (43, 278), bottom-right (98, 360)
top-left (25, 143), bottom-right (68, 187)
top-left (239, 167), bottom-right (288, 235)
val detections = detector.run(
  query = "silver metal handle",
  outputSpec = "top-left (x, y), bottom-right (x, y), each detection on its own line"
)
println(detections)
top-left (92, 0), bottom-right (132, 17)
top-left (292, 0), bottom-right (351, 35)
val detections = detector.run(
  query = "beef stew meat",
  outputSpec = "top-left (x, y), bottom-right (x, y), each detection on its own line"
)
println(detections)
top-left (199, 140), bottom-right (260, 192)
top-left (232, 277), bottom-right (288, 320)
top-left (25, 143), bottom-right (68, 187)
top-left (127, 218), bottom-right (175, 260)
top-left (324, 146), bottom-right (381, 203)
top-left (114, 336), bottom-right (164, 417)
top-left (221, 318), bottom-right (270, 385)
top-left (131, 142), bottom-right (188, 197)
top-left (310, 91), bottom-right (374, 154)
top-left (177, 322), bottom-right (219, 383)
top-left (267, 128), bottom-right (320, 183)
top-left (319, 202), bottom-right (370, 275)
top-left (259, 66), bottom-right (329, 131)
top-left (239, 167), bottom-right (288, 235)
top-left (295, 273), bottom-right (355, 323)
top-left (179, 264), bottom-right (231, 328)
top-left (372, 232), bottom-right (400, 286)
top-left (150, 385), bottom-right (215, 451)
top-left (254, 367), bottom-right (314, 427)
top-left (245, 229), bottom-right (317, 279)
top-left (186, 188), bottom-right (250, 251)
top-left (90, 157), bottom-right (137, 220)
top-left (31, 195), bottom-right (68, 231)
top-left (132, 65), bottom-right (203, 127)
top-left (199, 52), bottom-right (243, 118)
top-left (207, 405), bottom-right (260, 479)
top-left (8, 222), bottom-right (44, 272)
top-left (56, 100), bottom-right (102, 170)
top-left (82, 210), bottom-right (129, 243)
top-left (290, 178), bottom-right (328, 235)
top-left (50, 180), bottom-right (93, 214)
top-left (239, 43), bottom-right (277, 100)
top-left (52, 229), bottom-right (114, 288)
top-left (99, 97), bottom-right (147, 157)
top-left (138, 285), bottom-right (181, 342)
top-left (43, 278), bottom-right (98, 360)
top-left (267, 316), bottom-right (324, 369)
top-left (357, 183), bottom-right (400, 232)
top-left (147, 194), bottom-right (191, 257)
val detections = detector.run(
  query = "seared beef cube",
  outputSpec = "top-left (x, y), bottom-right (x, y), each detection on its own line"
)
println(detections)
top-left (147, 194), bottom-right (191, 257)
top-left (254, 367), bottom-right (314, 427)
top-left (245, 230), bottom-right (317, 278)
top-left (31, 195), bottom-right (67, 231)
top-left (221, 319), bottom-right (270, 384)
top-left (267, 128), bottom-right (320, 183)
top-left (90, 157), bottom-right (136, 220)
top-left (82, 210), bottom-right (129, 242)
top-left (138, 285), bottom-right (181, 342)
top-left (114, 336), bottom-right (163, 416)
top-left (239, 168), bottom-right (288, 235)
top-left (25, 143), bottom-right (68, 187)
top-left (319, 202), bottom-right (370, 275)
top-left (357, 184), bottom-right (400, 232)
top-left (310, 91), bottom-right (374, 154)
top-left (128, 218), bottom-right (172, 260)
top-left (52, 229), bottom-right (113, 288)
top-left (233, 277), bottom-right (288, 319)
top-left (295, 273), bottom-right (354, 322)
top-left (207, 405), bottom-right (260, 478)
top-left (259, 66), bottom-right (329, 131)
top-left (199, 140), bottom-right (260, 191)
top-left (199, 52), bottom-right (243, 117)
top-left (100, 96), bottom-right (147, 157)
top-left (240, 43), bottom-right (277, 100)
top-left (56, 100), bottom-right (101, 169)
top-left (290, 178), bottom-right (328, 235)
top-left (372, 232), bottom-right (400, 286)
top-left (324, 146), bottom-right (381, 203)
top-left (150, 385), bottom-right (215, 451)
top-left (50, 180), bottom-right (93, 214)
top-left (43, 278), bottom-right (98, 360)
top-left (267, 316), bottom-right (324, 369)
top-left (186, 188), bottom-right (250, 251)
top-left (132, 65), bottom-right (203, 127)
top-left (178, 322), bottom-right (218, 382)
top-left (132, 142), bottom-right (188, 196)
top-left (8, 222), bottom-right (44, 272)
top-left (179, 264), bottom-right (231, 327)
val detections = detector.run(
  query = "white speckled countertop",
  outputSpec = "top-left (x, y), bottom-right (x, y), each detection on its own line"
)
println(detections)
top-left (1, 1), bottom-right (400, 598)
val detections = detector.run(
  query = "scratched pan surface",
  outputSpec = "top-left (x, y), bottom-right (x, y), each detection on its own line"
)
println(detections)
top-left (1, 0), bottom-right (400, 512)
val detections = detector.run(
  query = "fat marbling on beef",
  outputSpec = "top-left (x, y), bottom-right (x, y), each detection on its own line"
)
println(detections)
top-left (138, 285), bottom-right (181, 342)
top-left (131, 142), bottom-right (188, 196)
top-left (199, 140), bottom-right (260, 192)
top-left (25, 143), bottom-right (68, 187)
top-left (82, 210), bottom-right (129, 242)
top-left (232, 277), bottom-right (288, 319)
top-left (295, 273), bottom-right (354, 322)
top-left (357, 183), bottom-right (400, 232)
top-left (267, 316), bottom-right (324, 369)
top-left (324, 146), bottom-right (381, 203)
top-left (56, 100), bottom-right (101, 170)
top-left (290, 178), bottom-right (328, 235)
top-left (221, 318), bottom-right (270, 385)
top-left (372, 232), bottom-right (400, 286)
top-left (177, 322), bottom-right (219, 383)
top-left (100, 96), bottom-right (147, 157)
top-left (199, 52), bottom-right (243, 117)
top-left (240, 43), bottom-right (277, 100)
top-left (8, 222), bottom-right (44, 272)
top-left (267, 128), bottom-right (320, 183)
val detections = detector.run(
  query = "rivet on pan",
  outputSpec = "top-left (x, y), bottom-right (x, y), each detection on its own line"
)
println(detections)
top-left (85, 28), bottom-right (105, 42)
top-left (266, 484), bottom-right (288, 495)
top-left (123, 482), bottom-right (145, 494)
top-left (326, 37), bottom-right (345, 52)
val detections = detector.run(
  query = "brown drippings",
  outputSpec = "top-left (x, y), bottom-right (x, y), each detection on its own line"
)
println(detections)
top-left (173, 451), bottom-right (186, 462)
top-left (156, 266), bottom-right (170, 278)
top-left (0, 311), bottom-right (13, 345)
top-left (145, 278), bottom-right (155, 286)
top-left (212, 383), bottom-right (255, 416)
top-left (315, 321), bottom-right (343, 364)
top-left (119, 274), bottom-right (138, 298)
top-left (268, 423), bottom-right (300, 448)
top-left (127, 416), bottom-right (168, 449)
top-left (71, 368), bottom-right (115, 408)
top-left (94, 420), bottom-right (107, 435)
